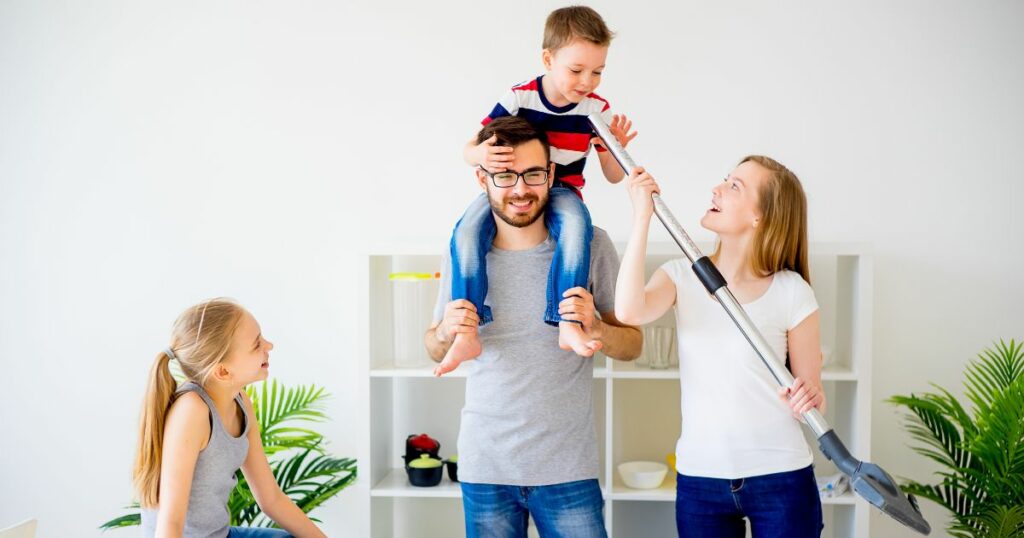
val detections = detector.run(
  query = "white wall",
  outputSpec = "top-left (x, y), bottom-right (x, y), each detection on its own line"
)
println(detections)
top-left (1, 1), bottom-right (1021, 536)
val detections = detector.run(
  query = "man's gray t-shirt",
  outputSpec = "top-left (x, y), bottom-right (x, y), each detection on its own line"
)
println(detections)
top-left (433, 227), bottom-right (620, 486)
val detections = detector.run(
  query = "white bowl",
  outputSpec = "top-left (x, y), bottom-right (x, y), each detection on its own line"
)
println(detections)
top-left (617, 461), bottom-right (668, 489)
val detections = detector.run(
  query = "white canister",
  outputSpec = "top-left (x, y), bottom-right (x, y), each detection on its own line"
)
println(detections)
top-left (390, 272), bottom-right (440, 368)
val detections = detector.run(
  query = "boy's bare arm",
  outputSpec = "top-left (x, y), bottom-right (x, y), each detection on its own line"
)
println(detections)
top-left (598, 150), bottom-right (627, 183)
top-left (463, 137), bottom-right (482, 166)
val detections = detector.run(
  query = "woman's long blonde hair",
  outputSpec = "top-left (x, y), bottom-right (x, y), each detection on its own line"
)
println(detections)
top-left (717, 155), bottom-right (811, 283)
top-left (133, 298), bottom-right (246, 507)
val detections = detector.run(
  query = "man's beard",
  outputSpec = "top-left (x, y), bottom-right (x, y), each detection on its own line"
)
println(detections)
top-left (488, 187), bottom-right (549, 228)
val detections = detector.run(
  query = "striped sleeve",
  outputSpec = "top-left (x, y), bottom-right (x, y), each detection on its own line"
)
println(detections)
top-left (481, 88), bottom-right (519, 125)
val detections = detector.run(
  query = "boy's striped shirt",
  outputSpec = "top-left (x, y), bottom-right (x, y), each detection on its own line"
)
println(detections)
top-left (482, 76), bottom-right (613, 196)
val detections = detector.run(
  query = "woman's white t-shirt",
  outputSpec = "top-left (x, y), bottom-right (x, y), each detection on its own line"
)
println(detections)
top-left (660, 260), bottom-right (819, 479)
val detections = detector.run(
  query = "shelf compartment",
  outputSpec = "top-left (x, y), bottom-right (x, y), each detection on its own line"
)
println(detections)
top-left (371, 468), bottom-right (462, 498)
top-left (608, 359), bottom-right (679, 379)
top-left (611, 500), bottom-right (677, 537)
top-left (609, 474), bottom-right (675, 501)
top-left (821, 366), bottom-right (858, 381)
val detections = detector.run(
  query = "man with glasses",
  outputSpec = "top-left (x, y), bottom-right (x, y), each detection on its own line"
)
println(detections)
top-left (425, 116), bottom-right (642, 537)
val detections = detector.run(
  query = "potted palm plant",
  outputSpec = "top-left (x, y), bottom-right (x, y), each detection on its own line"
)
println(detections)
top-left (889, 339), bottom-right (1024, 537)
top-left (101, 380), bottom-right (356, 530)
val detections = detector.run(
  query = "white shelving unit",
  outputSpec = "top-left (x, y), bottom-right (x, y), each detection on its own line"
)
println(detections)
top-left (357, 241), bottom-right (873, 537)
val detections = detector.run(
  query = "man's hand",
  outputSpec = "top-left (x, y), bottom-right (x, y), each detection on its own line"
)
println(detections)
top-left (558, 287), bottom-right (603, 339)
top-left (472, 134), bottom-right (514, 171)
top-left (430, 300), bottom-right (482, 376)
top-left (436, 299), bottom-right (479, 344)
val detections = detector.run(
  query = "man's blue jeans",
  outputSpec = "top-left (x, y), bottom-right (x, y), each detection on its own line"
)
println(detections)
top-left (675, 465), bottom-right (823, 537)
top-left (451, 186), bottom-right (592, 327)
top-left (461, 479), bottom-right (607, 538)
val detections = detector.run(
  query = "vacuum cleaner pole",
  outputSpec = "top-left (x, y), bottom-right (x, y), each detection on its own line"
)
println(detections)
top-left (589, 113), bottom-right (931, 535)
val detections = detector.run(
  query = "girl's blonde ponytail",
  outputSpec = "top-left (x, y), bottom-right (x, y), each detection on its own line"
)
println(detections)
top-left (133, 350), bottom-right (177, 507)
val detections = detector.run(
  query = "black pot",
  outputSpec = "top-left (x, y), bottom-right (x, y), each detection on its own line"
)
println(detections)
top-left (404, 434), bottom-right (441, 466)
top-left (445, 460), bottom-right (459, 483)
top-left (405, 463), bottom-right (443, 487)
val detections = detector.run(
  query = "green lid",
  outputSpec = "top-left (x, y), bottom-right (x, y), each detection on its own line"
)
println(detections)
top-left (409, 454), bottom-right (442, 469)
top-left (389, 272), bottom-right (438, 281)
top-left (448, 454), bottom-right (458, 463)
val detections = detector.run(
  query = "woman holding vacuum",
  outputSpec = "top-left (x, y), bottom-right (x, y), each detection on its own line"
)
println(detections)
top-left (614, 159), bottom-right (825, 537)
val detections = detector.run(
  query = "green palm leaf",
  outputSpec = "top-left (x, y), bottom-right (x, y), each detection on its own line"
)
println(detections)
top-left (99, 511), bottom-right (141, 530)
top-left (951, 504), bottom-right (1024, 538)
top-left (243, 450), bottom-right (357, 528)
top-left (249, 380), bottom-right (329, 453)
top-left (889, 339), bottom-right (1024, 538)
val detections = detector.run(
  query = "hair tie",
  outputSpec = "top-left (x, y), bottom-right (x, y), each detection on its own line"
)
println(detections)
top-left (164, 347), bottom-right (177, 362)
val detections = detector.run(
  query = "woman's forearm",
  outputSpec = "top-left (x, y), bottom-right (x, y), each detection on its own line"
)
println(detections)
top-left (615, 216), bottom-right (653, 324)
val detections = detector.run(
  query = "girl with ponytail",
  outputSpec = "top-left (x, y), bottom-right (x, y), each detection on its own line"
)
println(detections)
top-left (133, 298), bottom-right (325, 538)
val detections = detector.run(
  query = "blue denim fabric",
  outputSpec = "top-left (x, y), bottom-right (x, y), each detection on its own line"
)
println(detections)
top-left (674, 465), bottom-right (823, 538)
top-left (542, 187), bottom-right (593, 325)
top-left (462, 479), bottom-right (607, 538)
top-left (450, 187), bottom-right (592, 327)
top-left (227, 527), bottom-right (292, 538)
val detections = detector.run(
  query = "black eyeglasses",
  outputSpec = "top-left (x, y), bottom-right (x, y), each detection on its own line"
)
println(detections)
top-left (478, 166), bottom-right (551, 188)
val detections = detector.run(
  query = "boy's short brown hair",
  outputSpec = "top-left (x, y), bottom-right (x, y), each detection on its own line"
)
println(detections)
top-left (543, 6), bottom-right (614, 51)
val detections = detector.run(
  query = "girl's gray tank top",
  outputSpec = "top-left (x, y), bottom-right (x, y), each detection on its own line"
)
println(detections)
top-left (141, 382), bottom-right (251, 538)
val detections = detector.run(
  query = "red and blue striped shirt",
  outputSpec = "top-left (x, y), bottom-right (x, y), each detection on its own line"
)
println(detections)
top-left (482, 76), bottom-right (613, 196)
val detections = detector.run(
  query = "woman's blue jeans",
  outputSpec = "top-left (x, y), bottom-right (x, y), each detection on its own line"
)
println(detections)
top-left (450, 186), bottom-right (592, 327)
top-left (675, 465), bottom-right (823, 537)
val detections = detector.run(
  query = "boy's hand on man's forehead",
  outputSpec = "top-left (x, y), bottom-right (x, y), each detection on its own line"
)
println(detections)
top-left (478, 133), bottom-right (514, 172)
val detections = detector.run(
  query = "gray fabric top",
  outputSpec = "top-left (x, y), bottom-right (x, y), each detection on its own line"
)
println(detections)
top-left (141, 382), bottom-right (250, 538)
top-left (433, 227), bottom-right (619, 486)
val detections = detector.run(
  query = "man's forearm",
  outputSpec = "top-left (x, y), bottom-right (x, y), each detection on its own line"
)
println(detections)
top-left (424, 325), bottom-right (451, 362)
top-left (595, 318), bottom-right (642, 361)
